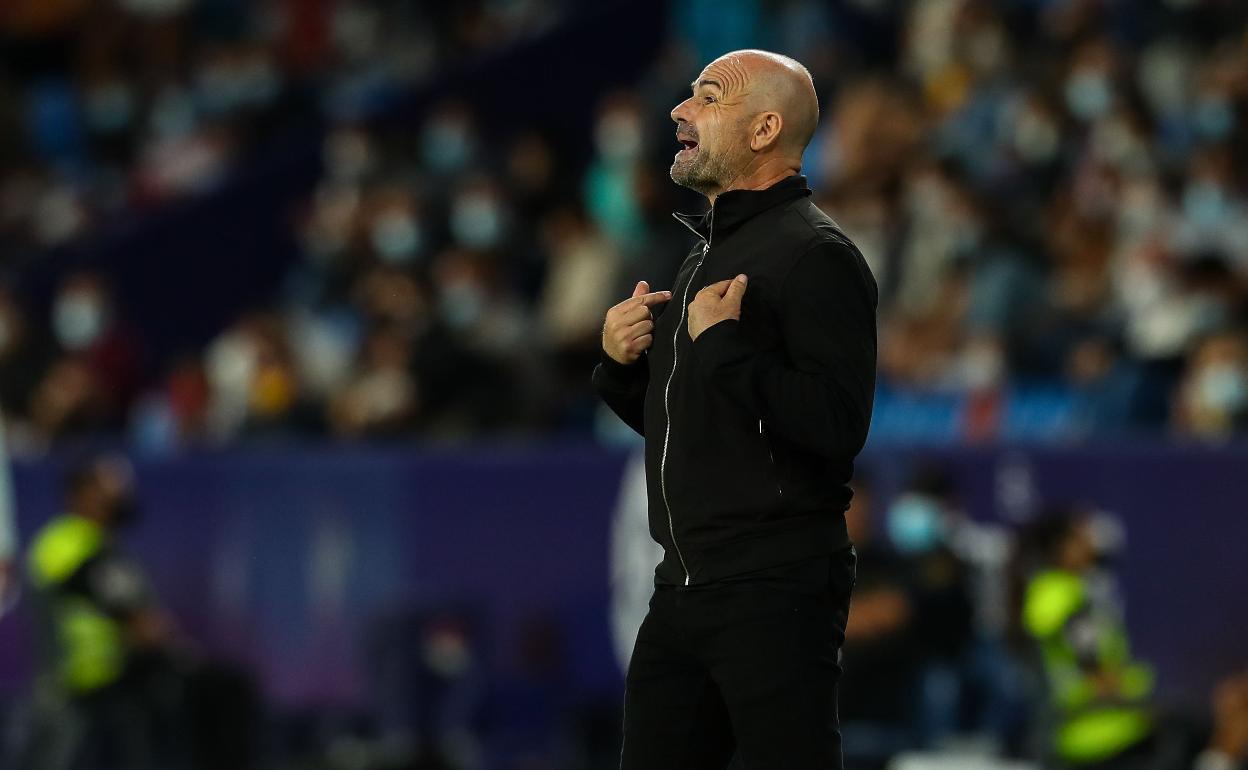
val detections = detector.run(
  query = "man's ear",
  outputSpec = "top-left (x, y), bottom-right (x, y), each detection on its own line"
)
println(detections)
top-left (750, 112), bottom-right (783, 152)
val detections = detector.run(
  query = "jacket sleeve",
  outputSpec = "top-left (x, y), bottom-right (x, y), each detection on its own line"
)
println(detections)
top-left (592, 349), bottom-right (649, 437)
top-left (691, 240), bottom-right (877, 458)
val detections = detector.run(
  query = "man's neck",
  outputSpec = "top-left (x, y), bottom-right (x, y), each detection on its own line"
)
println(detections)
top-left (707, 159), bottom-right (801, 206)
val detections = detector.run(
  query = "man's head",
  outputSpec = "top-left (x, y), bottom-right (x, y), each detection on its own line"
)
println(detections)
top-left (66, 455), bottom-right (137, 530)
top-left (669, 50), bottom-right (819, 199)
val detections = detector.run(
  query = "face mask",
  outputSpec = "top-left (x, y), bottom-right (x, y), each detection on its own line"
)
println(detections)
top-left (1188, 294), bottom-right (1228, 335)
top-left (1014, 109), bottom-right (1060, 165)
top-left (53, 293), bottom-right (106, 350)
top-left (887, 495), bottom-right (948, 554)
top-left (1193, 98), bottom-right (1234, 140)
top-left (422, 120), bottom-right (472, 173)
top-left (84, 82), bottom-right (135, 133)
top-left (236, 59), bottom-right (280, 107)
top-left (1065, 71), bottom-right (1112, 121)
top-left (197, 64), bottom-right (247, 115)
top-left (148, 87), bottom-right (196, 139)
top-left (450, 194), bottom-right (503, 250)
top-left (371, 212), bottom-right (423, 265)
top-left (595, 112), bottom-right (643, 163)
top-left (1183, 181), bottom-right (1227, 228)
top-left (1118, 182), bottom-right (1161, 235)
top-left (962, 343), bottom-right (1003, 391)
top-left (439, 282), bottom-right (484, 329)
top-left (1196, 363), bottom-right (1247, 413)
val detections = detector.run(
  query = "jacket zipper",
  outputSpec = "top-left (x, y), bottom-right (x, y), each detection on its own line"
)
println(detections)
top-left (760, 420), bottom-right (783, 499)
top-left (662, 207), bottom-right (714, 586)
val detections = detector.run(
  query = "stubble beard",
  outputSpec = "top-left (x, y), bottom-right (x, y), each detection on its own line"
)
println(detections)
top-left (670, 144), bottom-right (734, 196)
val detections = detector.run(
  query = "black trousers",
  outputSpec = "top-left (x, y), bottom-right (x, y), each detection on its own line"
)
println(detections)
top-left (621, 548), bottom-right (856, 770)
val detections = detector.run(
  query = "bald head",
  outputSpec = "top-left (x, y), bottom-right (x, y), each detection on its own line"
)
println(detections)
top-left (670, 50), bottom-right (820, 200)
top-left (718, 49), bottom-right (820, 155)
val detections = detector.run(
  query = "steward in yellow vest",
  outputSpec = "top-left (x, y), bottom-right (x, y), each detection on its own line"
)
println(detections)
top-left (1022, 512), bottom-right (1154, 767)
top-left (20, 456), bottom-right (171, 770)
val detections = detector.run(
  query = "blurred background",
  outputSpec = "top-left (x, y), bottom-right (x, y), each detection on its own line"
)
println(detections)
top-left (1, 0), bottom-right (1248, 768)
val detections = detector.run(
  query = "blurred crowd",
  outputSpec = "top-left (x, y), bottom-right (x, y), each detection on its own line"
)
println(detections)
top-left (833, 468), bottom-right (1248, 770)
top-left (4, 0), bottom-right (1248, 450)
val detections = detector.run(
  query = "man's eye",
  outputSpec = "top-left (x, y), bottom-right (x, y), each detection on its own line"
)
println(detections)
top-left (704, 95), bottom-right (716, 104)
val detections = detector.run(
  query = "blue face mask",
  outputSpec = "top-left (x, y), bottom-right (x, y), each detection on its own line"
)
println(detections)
top-left (1193, 98), bottom-right (1235, 140)
top-left (887, 495), bottom-right (948, 554)
top-left (371, 213), bottom-right (423, 265)
top-left (439, 283), bottom-right (484, 330)
top-left (1065, 72), bottom-right (1112, 122)
top-left (1196, 364), bottom-right (1248, 413)
top-left (422, 122), bottom-right (472, 173)
top-left (84, 83), bottom-right (134, 133)
top-left (450, 196), bottom-right (503, 250)
top-left (1183, 182), bottom-right (1227, 228)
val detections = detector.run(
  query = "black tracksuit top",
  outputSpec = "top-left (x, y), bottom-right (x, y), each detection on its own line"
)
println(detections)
top-left (593, 174), bottom-right (878, 587)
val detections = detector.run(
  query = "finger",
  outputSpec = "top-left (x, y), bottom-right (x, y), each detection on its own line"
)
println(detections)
top-left (631, 280), bottom-right (649, 299)
top-left (634, 290), bottom-right (672, 307)
top-left (722, 274), bottom-right (748, 305)
top-left (624, 319), bottom-right (654, 339)
top-left (616, 303), bottom-right (655, 326)
top-left (629, 334), bottom-right (653, 352)
top-left (700, 279), bottom-right (733, 298)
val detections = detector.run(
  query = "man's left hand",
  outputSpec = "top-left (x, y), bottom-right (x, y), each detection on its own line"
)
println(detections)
top-left (688, 274), bottom-right (748, 341)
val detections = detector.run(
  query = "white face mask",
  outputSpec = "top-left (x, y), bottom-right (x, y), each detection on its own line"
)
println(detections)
top-left (439, 282), bottom-right (485, 329)
top-left (1065, 70), bottom-right (1113, 121)
top-left (53, 292), bottom-right (107, 350)
top-left (450, 193), bottom-right (504, 250)
top-left (371, 212), bottom-right (423, 265)
top-left (1195, 363), bottom-right (1248, 414)
top-left (595, 112), bottom-right (643, 163)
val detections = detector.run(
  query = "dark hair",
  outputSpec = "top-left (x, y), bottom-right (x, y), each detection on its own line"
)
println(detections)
top-left (1018, 504), bottom-right (1086, 567)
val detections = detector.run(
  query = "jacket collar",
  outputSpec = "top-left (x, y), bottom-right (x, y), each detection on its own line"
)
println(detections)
top-left (672, 174), bottom-right (812, 243)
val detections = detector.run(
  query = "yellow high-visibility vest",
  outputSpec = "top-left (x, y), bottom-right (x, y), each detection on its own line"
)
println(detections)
top-left (27, 515), bottom-right (125, 693)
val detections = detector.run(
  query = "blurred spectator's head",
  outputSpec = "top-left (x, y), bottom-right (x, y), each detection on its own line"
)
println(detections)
top-left (1176, 328), bottom-right (1248, 439)
top-left (886, 465), bottom-right (958, 554)
top-left (51, 271), bottom-right (114, 352)
top-left (365, 184), bottom-right (426, 267)
top-left (65, 454), bottom-right (138, 529)
top-left (448, 175), bottom-right (508, 252)
top-left (595, 92), bottom-right (646, 165)
top-left (420, 102), bottom-right (478, 176)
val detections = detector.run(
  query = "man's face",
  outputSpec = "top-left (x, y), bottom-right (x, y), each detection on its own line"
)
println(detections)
top-left (670, 57), bottom-right (754, 195)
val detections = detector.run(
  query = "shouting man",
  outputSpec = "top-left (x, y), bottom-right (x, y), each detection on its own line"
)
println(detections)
top-left (593, 50), bottom-right (878, 769)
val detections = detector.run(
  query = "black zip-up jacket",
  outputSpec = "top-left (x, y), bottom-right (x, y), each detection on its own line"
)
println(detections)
top-left (593, 175), bottom-right (878, 587)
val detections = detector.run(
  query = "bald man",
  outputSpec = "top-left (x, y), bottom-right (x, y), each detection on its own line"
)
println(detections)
top-left (593, 51), bottom-right (878, 769)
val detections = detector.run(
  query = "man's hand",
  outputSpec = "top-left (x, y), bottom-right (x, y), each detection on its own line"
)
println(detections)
top-left (603, 281), bottom-right (672, 365)
top-left (688, 274), bottom-right (747, 341)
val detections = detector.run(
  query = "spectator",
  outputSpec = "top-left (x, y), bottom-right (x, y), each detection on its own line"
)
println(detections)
top-left (1174, 328), bottom-right (1248, 440)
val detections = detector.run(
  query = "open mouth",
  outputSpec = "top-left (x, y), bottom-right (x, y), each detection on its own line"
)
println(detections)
top-left (676, 138), bottom-right (699, 156)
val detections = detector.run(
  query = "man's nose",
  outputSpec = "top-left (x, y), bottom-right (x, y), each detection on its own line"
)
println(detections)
top-left (671, 100), bottom-right (690, 123)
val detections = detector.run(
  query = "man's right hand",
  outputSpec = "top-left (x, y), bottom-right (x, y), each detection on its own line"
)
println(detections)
top-left (603, 281), bottom-right (672, 365)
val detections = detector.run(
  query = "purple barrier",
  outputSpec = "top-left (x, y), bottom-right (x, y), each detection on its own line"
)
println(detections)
top-left (1, 443), bottom-right (1245, 713)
